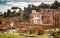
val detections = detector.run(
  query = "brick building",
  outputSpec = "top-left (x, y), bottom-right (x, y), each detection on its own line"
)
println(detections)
top-left (30, 9), bottom-right (53, 25)
top-left (0, 9), bottom-right (60, 34)
top-left (30, 9), bottom-right (60, 29)
top-left (30, 10), bottom-right (43, 25)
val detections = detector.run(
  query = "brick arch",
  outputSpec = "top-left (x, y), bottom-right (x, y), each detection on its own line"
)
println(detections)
top-left (27, 26), bottom-right (45, 34)
top-left (34, 26), bottom-right (45, 35)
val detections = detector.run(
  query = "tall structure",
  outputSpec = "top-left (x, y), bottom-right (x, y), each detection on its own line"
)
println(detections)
top-left (30, 10), bottom-right (43, 25)
top-left (53, 9), bottom-right (60, 28)
top-left (30, 9), bottom-right (53, 25)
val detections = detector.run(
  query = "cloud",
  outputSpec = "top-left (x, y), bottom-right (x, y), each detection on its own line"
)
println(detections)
top-left (6, 0), bottom-right (55, 2)
top-left (7, 2), bottom-right (40, 9)
top-left (1, 0), bottom-right (60, 2)
top-left (0, 0), bottom-right (56, 13)
top-left (0, 1), bottom-right (54, 13)
top-left (7, 2), bottom-right (28, 10)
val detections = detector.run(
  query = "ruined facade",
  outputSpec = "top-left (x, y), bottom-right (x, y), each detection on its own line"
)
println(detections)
top-left (30, 9), bottom-right (60, 29)
top-left (30, 9), bottom-right (53, 25)
top-left (0, 9), bottom-right (60, 34)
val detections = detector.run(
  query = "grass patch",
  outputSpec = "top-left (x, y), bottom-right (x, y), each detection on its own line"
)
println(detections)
top-left (0, 32), bottom-right (25, 38)
top-left (0, 32), bottom-right (48, 38)
top-left (37, 34), bottom-right (48, 38)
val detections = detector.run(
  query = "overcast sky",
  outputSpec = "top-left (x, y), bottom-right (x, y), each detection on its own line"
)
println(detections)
top-left (3, 0), bottom-right (60, 2)
top-left (0, 0), bottom-right (60, 2)
top-left (0, 0), bottom-right (60, 13)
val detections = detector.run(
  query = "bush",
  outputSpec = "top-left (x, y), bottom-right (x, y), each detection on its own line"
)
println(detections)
top-left (29, 30), bottom-right (32, 34)
top-left (51, 31), bottom-right (60, 38)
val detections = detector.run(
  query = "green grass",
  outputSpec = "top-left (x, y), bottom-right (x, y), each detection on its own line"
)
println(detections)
top-left (37, 34), bottom-right (48, 38)
top-left (27, 34), bottom-right (37, 36)
top-left (0, 32), bottom-right (48, 38)
top-left (0, 32), bottom-right (25, 38)
top-left (22, 33), bottom-right (48, 38)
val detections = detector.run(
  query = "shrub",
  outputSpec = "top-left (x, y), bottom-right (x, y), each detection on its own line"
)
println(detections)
top-left (51, 31), bottom-right (60, 38)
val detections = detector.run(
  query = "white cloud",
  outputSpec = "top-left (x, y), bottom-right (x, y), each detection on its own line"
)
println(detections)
top-left (7, 0), bottom-right (56, 2)
top-left (7, 1), bottom-right (54, 9)
top-left (0, 0), bottom-right (56, 13)
top-left (7, 2), bottom-right (28, 10)
top-left (0, 5), bottom-right (12, 13)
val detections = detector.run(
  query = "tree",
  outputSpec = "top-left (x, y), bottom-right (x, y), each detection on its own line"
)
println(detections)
top-left (28, 4), bottom-right (33, 8)
top-left (59, 3), bottom-right (60, 7)
top-left (51, 0), bottom-right (60, 9)
top-left (19, 8), bottom-right (22, 11)
top-left (29, 30), bottom-right (32, 34)
top-left (0, 12), bottom-right (2, 16)
top-left (4, 12), bottom-right (7, 17)
top-left (51, 31), bottom-right (60, 38)
top-left (23, 6), bottom-right (32, 21)
top-left (11, 11), bottom-right (16, 15)
top-left (38, 3), bottom-right (50, 9)
top-left (7, 9), bottom-right (11, 17)
top-left (11, 7), bottom-right (19, 11)
top-left (38, 3), bottom-right (45, 8)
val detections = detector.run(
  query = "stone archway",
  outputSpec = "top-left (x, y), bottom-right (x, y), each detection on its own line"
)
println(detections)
top-left (28, 26), bottom-right (45, 35)
top-left (35, 26), bottom-right (45, 35)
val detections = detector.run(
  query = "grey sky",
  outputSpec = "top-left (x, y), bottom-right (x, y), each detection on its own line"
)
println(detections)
top-left (6, 0), bottom-right (60, 2)
top-left (0, 0), bottom-right (60, 13)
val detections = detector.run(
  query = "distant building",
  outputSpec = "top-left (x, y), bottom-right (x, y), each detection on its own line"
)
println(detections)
top-left (30, 10), bottom-right (43, 25)
top-left (0, 9), bottom-right (60, 30)
top-left (30, 9), bottom-right (53, 25)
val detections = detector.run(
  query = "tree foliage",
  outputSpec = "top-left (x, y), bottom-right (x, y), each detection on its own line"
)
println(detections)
top-left (38, 3), bottom-right (50, 9)
top-left (51, 0), bottom-right (60, 9)
top-left (51, 31), bottom-right (60, 38)
top-left (11, 7), bottom-right (19, 10)
top-left (3, 9), bottom-right (21, 18)
top-left (23, 0), bottom-right (60, 21)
